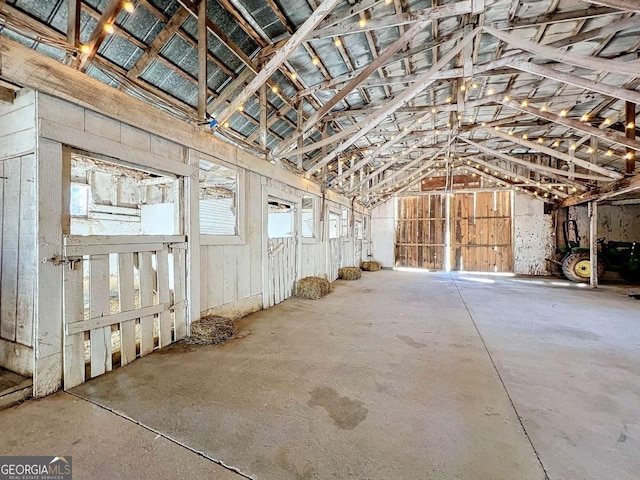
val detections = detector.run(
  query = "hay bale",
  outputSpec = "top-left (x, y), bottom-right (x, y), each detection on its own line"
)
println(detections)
top-left (361, 261), bottom-right (381, 272)
top-left (338, 266), bottom-right (362, 280)
top-left (295, 276), bottom-right (331, 299)
top-left (186, 315), bottom-right (237, 345)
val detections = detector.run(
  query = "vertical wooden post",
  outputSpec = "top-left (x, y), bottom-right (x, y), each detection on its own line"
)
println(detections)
top-left (197, 0), bottom-right (208, 120)
top-left (626, 101), bottom-right (636, 174)
top-left (67, 0), bottom-right (81, 47)
top-left (260, 66), bottom-right (268, 157)
top-left (297, 100), bottom-right (304, 169)
top-left (589, 200), bottom-right (598, 288)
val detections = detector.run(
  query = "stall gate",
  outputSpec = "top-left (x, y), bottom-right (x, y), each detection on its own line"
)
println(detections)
top-left (266, 237), bottom-right (297, 307)
top-left (328, 239), bottom-right (341, 281)
top-left (62, 235), bottom-right (187, 389)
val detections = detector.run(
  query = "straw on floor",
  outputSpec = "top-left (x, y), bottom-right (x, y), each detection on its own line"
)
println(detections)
top-left (186, 315), bottom-right (237, 345)
top-left (338, 266), bottom-right (362, 280)
top-left (295, 276), bottom-right (331, 299)
top-left (361, 261), bottom-right (381, 272)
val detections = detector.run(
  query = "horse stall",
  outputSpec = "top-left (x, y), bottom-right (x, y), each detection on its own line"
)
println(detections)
top-left (0, 91), bottom-right (367, 403)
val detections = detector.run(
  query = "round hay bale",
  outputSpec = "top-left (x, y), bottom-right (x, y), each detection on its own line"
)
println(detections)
top-left (186, 315), bottom-right (237, 345)
top-left (338, 266), bottom-right (362, 280)
top-left (295, 276), bottom-right (331, 299)
top-left (361, 261), bottom-right (381, 272)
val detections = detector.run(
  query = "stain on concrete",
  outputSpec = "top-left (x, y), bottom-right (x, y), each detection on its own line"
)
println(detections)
top-left (396, 335), bottom-right (427, 348)
top-left (308, 386), bottom-right (368, 430)
top-left (274, 448), bottom-right (314, 480)
top-left (618, 424), bottom-right (628, 443)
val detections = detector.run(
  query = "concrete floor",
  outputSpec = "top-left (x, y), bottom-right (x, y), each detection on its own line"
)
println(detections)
top-left (1, 270), bottom-right (639, 479)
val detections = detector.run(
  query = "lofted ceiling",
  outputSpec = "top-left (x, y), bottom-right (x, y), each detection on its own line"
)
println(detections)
top-left (1, 0), bottom-right (639, 207)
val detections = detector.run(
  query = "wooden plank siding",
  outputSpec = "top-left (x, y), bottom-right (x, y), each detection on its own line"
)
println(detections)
top-left (395, 192), bottom-right (513, 272)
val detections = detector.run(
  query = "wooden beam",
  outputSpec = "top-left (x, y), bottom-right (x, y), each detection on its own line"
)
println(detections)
top-left (460, 137), bottom-right (601, 183)
top-left (66, 0), bottom-right (81, 47)
top-left (480, 127), bottom-right (622, 179)
top-left (127, 7), bottom-right (190, 80)
top-left (626, 101), bottom-right (636, 173)
top-left (78, 0), bottom-right (124, 72)
top-left (308, 30), bottom-right (478, 174)
top-left (499, 98), bottom-right (640, 152)
top-left (0, 86), bottom-right (17, 104)
top-left (463, 155), bottom-right (570, 198)
top-left (508, 62), bottom-right (640, 107)
top-left (197, 0), bottom-right (207, 120)
top-left (213, 0), bottom-right (341, 127)
top-left (582, 0), bottom-right (640, 12)
top-left (484, 26), bottom-right (640, 76)
top-left (560, 173), bottom-right (640, 207)
top-left (359, 140), bottom-right (453, 196)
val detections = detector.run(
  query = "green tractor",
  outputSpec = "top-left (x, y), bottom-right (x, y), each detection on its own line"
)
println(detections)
top-left (553, 220), bottom-right (640, 283)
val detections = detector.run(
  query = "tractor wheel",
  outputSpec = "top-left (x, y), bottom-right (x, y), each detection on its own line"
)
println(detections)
top-left (561, 252), bottom-right (605, 283)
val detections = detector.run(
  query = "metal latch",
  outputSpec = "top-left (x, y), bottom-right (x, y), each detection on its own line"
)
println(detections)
top-left (43, 254), bottom-right (83, 270)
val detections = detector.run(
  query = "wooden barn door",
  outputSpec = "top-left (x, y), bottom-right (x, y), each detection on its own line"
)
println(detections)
top-left (264, 190), bottom-right (301, 308)
top-left (450, 191), bottom-right (513, 272)
top-left (395, 195), bottom-right (446, 269)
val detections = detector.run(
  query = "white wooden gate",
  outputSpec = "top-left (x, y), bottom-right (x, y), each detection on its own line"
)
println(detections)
top-left (63, 235), bottom-right (187, 389)
top-left (266, 237), bottom-right (297, 307)
top-left (328, 238), bottom-right (341, 281)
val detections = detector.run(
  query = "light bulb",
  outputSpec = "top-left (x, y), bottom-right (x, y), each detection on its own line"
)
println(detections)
top-left (359, 18), bottom-right (366, 28)
top-left (312, 57), bottom-right (319, 65)
top-left (80, 44), bottom-right (91, 54)
top-left (123, 1), bottom-right (135, 13)
top-left (560, 109), bottom-right (568, 117)
top-left (334, 38), bottom-right (342, 47)
top-left (104, 23), bottom-right (115, 34)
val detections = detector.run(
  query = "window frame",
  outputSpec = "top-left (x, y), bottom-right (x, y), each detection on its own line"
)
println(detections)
top-left (198, 157), bottom-right (246, 246)
top-left (301, 195), bottom-right (319, 244)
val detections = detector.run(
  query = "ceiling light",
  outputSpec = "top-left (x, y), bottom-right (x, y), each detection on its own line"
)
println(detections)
top-left (488, 88), bottom-right (495, 95)
top-left (581, 114), bottom-right (589, 122)
top-left (471, 83), bottom-right (478, 89)
top-left (553, 140), bottom-right (561, 147)
top-left (603, 118), bottom-right (611, 125)
top-left (271, 85), bottom-right (278, 93)
top-left (334, 38), bottom-right (342, 47)
top-left (521, 99), bottom-right (529, 107)
top-left (587, 147), bottom-right (594, 154)
top-left (79, 44), bottom-right (91, 54)
top-left (570, 144), bottom-right (577, 150)
top-left (538, 137), bottom-right (544, 143)
top-left (541, 105), bottom-right (547, 112)
top-left (312, 57), bottom-right (319, 65)
top-left (560, 109), bottom-right (568, 117)
top-left (522, 134), bottom-right (528, 140)
top-left (123, 1), bottom-right (135, 13)
top-left (606, 149), bottom-right (613, 156)
top-left (359, 18), bottom-right (367, 28)
top-left (504, 95), bottom-right (511, 101)
top-left (627, 122), bottom-right (636, 130)
top-left (237, 104), bottom-right (243, 111)
top-left (104, 23), bottom-right (115, 34)
top-left (446, 96), bottom-right (452, 103)
top-left (460, 84), bottom-right (466, 91)
top-left (290, 72), bottom-right (297, 81)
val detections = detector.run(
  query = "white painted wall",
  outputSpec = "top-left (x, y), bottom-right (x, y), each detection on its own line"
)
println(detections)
top-left (371, 199), bottom-right (396, 268)
top-left (513, 193), bottom-right (555, 275)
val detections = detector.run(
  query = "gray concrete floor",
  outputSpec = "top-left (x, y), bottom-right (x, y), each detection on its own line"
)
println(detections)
top-left (1, 270), bottom-right (639, 479)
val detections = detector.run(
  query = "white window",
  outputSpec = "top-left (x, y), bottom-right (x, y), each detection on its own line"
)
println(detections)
top-left (341, 208), bottom-right (349, 237)
top-left (268, 200), bottom-right (295, 238)
top-left (301, 197), bottom-right (314, 238)
top-left (199, 159), bottom-right (238, 235)
top-left (328, 212), bottom-right (340, 239)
